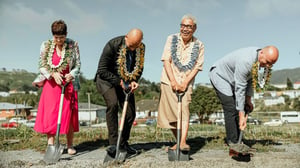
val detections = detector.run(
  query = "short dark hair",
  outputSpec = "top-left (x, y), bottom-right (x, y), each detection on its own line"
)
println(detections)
top-left (51, 20), bottom-right (67, 35)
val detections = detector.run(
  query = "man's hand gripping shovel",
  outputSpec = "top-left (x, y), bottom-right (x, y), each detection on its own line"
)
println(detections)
top-left (168, 91), bottom-right (189, 161)
top-left (229, 105), bottom-right (256, 157)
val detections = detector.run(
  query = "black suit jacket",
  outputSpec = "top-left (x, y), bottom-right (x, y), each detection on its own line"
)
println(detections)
top-left (95, 36), bottom-right (145, 94)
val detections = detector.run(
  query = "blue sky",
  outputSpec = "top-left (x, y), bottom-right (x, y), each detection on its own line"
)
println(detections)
top-left (0, 0), bottom-right (299, 84)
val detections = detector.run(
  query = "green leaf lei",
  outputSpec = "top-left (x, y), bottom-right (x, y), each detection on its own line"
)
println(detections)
top-left (251, 61), bottom-right (272, 92)
top-left (117, 43), bottom-right (145, 82)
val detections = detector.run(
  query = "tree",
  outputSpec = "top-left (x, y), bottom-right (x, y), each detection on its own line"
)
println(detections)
top-left (286, 77), bottom-right (294, 90)
top-left (0, 84), bottom-right (10, 92)
top-left (293, 98), bottom-right (300, 111)
top-left (78, 79), bottom-right (105, 106)
top-left (190, 85), bottom-right (222, 121)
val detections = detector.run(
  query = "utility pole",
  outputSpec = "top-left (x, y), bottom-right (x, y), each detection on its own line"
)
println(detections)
top-left (87, 92), bottom-right (91, 127)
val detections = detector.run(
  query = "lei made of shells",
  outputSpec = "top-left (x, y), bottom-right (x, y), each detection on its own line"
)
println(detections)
top-left (251, 61), bottom-right (272, 92)
top-left (170, 34), bottom-right (200, 72)
top-left (39, 40), bottom-right (71, 74)
top-left (117, 43), bottom-right (145, 82)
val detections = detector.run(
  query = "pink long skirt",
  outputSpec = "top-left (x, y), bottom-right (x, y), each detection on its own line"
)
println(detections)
top-left (34, 78), bottom-right (79, 135)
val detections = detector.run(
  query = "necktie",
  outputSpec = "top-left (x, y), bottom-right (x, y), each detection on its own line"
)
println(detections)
top-left (126, 51), bottom-right (133, 71)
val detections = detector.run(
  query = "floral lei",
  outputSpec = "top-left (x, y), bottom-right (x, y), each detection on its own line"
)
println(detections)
top-left (39, 40), bottom-right (71, 74)
top-left (251, 61), bottom-right (272, 92)
top-left (117, 43), bottom-right (145, 82)
top-left (171, 34), bottom-right (200, 72)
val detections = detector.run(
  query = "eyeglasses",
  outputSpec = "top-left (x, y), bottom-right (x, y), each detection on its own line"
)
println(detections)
top-left (180, 24), bottom-right (194, 29)
top-left (53, 35), bottom-right (66, 39)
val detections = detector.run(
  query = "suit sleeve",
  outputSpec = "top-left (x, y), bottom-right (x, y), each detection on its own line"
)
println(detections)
top-left (97, 42), bottom-right (121, 86)
top-left (234, 61), bottom-right (252, 112)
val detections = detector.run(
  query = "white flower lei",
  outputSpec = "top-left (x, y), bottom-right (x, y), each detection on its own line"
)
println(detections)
top-left (40, 40), bottom-right (71, 73)
top-left (171, 34), bottom-right (200, 72)
top-left (47, 42), bottom-right (67, 68)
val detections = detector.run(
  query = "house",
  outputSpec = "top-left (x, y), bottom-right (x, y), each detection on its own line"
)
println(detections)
top-left (30, 103), bottom-right (107, 123)
top-left (208, 111), bottom-right (224, 122)
top-left (282, 90), bottom-right (300, 99)
top-left (136, 99), bottom-right (158, 118)
top-left (77, 103), bottom-right (106, 123)
top-left (264, 96), bottom-right (285, 106)
top-left (271, 81), bottom-right (300, 90)
top-left (0, 102), bottom-right (33, 120)
top-left (294, 81), bottom-right (300, 89)
top-left (271, 84), bottom-right (287, 89)
top-left (0, 92), bottom-right (9, 97)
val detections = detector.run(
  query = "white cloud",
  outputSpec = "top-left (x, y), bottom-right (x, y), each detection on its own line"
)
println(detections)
top-left (245, 0), bottom-right (300, 19)
top-left (0, 1), bottom-right (106, 35)
top-left (61, 0), bottom-right (106, 35)
top-left (0, 2), bottom-right (54, 31)
top-left (129, 0), bottom-right (221, 16)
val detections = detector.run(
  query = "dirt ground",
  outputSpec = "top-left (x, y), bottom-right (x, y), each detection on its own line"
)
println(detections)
top-left (0, 141), bottom-right (300, 168)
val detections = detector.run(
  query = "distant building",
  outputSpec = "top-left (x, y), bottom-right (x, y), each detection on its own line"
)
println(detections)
top-left (0, 92), bottom-right (10, 97)
top-left (271, 81), bottom-right (300, 90)
top-left (77, 103), bottom-right (106, 123)
top-left (136, 99), bottom-right (158, 118)
top-left (264, 96), bottom-right (285, 106)
top-left (30, 102), bottom-right (107, 123)
top-left (0, 102), bottom-right (33, 120)
top-left (209, 111), bottom-right (224, 121)
top-left (271, 84), bottom-right (287, 89)
top-left (293, 81), bottom-right (300, 89)
top-left (282, 90), bottom-right (300, 99)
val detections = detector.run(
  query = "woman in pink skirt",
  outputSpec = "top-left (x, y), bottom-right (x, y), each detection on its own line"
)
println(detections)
top-left (32, 20), bottom-right (81, 155)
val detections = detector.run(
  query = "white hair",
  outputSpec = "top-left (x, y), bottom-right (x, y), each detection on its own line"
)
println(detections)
top-left (181, 14), bottom-right (197, 26)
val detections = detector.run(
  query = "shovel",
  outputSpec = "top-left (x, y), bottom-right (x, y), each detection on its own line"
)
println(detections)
top-left (229, 105), bottom-right (255, 156)
top-left (168, 91), bottom-right (189, 161)
top-left (44, 82), bottom-right (69, 164)
top-left (103, 88), bottom-right (131, 164)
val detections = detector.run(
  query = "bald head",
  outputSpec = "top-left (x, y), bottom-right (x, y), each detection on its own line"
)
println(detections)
top-left (125, 28), bottom-right (143, 51)
top-left (258, 45), bottom-right (279, 68)
top-left (263, 46), bottom-right (279, 63)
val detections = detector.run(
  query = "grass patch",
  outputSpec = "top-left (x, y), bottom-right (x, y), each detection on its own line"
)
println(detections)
top-left (0, 124), bottom-right (299, 153)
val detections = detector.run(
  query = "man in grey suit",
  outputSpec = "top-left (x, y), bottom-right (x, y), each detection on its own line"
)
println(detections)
top-left (209, 46), bottom-right (279, 147)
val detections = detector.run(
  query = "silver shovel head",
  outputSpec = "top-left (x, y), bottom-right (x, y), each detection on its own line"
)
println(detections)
top-left (229, 143), bottom-right (251, 153)
top-left (103, 150), bottom-right (127, 164)
top-left (168, 148), bottom-right (189, 161)
top-left (43, 144), bottom-right (65, 164)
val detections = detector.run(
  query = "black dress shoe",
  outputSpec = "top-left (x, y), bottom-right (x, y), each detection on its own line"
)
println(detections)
top-left (106, 145), bottom-right (116, 157)
top-left (122, 142), bottom-right (138, 155)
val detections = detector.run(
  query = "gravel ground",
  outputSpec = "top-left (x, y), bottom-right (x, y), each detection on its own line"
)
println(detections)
top-left (1, 143), bottom-right (300, 168)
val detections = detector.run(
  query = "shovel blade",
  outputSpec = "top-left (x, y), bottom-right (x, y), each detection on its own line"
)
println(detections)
top-left (229, 143), bottom-right (251, 153)
top-left (168, 148), bottom-right (189, 161)
top-left (103, 151), bottom-right (127, 164)
top-left (43, 144), bottom-right (65, 164)
top-left (103, 152), bottom-right (115, 164)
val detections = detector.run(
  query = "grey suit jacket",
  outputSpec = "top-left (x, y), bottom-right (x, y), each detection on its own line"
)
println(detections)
top-left (209, 47), bottom-right (259, 111)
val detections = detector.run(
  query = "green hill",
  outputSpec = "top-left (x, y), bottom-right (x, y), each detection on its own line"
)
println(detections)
top-left (0, 69), bottom-right (37, 92)
top-left (270, 67), bottom-right (300, 84)
top-left (0, 67), bottom-right (300, 92)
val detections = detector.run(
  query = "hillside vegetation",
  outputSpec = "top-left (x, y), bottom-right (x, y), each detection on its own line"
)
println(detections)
top-left (0, 70), bottom-right (37, 92)
top-left (270, 67), bottom-right (300, 84)
top-left (1, 67), bottom-right (300, 92)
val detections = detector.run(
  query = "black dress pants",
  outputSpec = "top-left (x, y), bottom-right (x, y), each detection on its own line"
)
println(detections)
top-left (102, 86), bottom-right (136, 146)
top-left (213, 87), bottom-right (240, 144)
